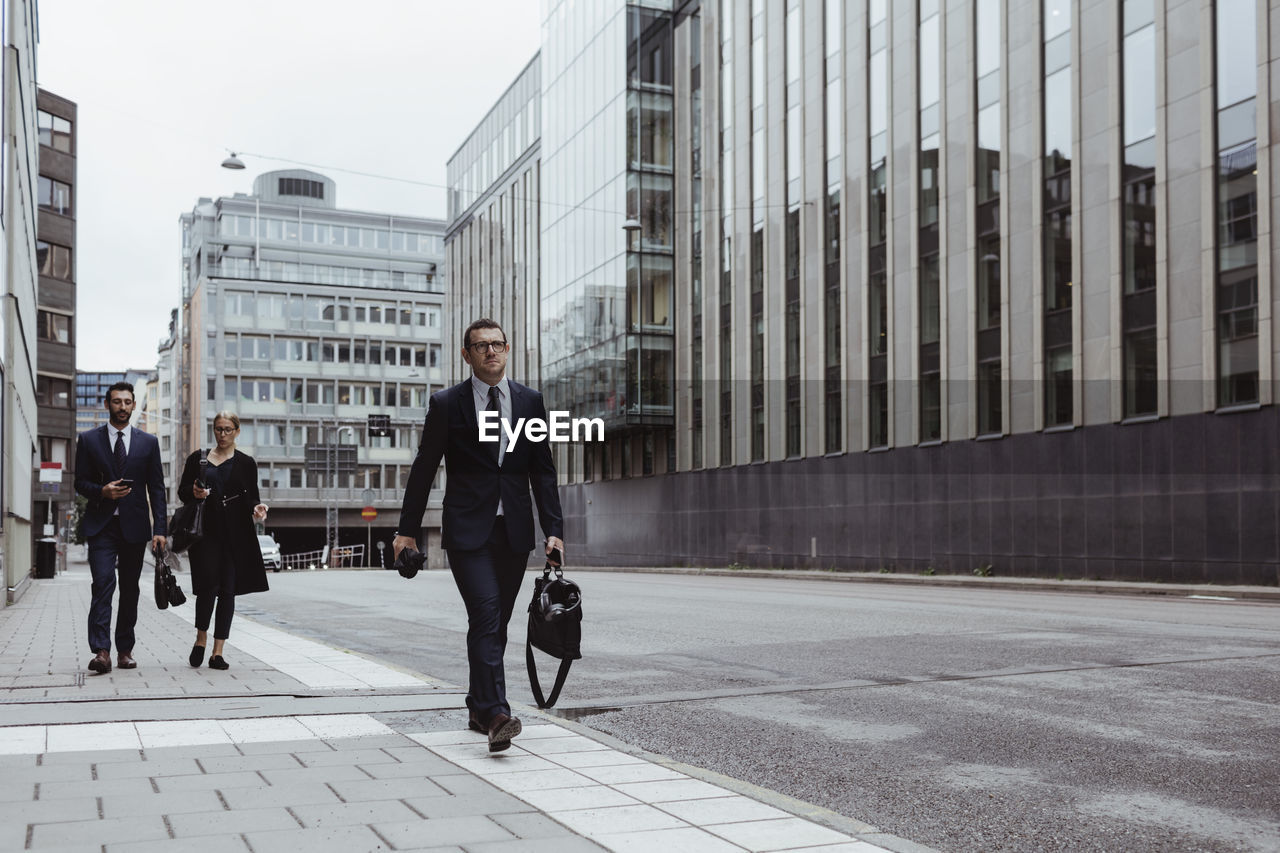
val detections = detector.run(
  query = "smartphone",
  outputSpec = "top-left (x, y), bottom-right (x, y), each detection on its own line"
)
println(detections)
top-left (547, 542), bottom-right (563, 565)
top-left (118, 479), bottom-right (134, 489)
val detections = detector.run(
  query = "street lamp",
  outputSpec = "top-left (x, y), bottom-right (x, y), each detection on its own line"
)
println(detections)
top-left (325, 425), bottom-right (357, 564)
top-left (221, 151), bottom-right (246, 170)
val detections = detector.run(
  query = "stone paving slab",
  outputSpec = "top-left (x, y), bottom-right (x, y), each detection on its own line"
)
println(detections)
top-left (0, 562), bottom-right (910, 853)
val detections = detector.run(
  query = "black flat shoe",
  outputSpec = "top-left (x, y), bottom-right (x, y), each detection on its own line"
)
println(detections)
top-left (189, 644), bottom-right (205, 668)
top-left (208, 655), bottom-right (229, 670)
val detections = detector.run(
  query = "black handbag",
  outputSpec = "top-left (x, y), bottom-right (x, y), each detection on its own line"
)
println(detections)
top-left (153, 544), bottom-right (187, 609)
top-left (525, 562), bottom-right (582, 709)
top-left (170, 450), bottom-right (208, 554)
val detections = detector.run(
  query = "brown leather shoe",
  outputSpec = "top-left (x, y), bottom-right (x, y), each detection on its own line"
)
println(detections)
top-left (87, 650), bottom-right (111, 674)
top-left (487, 713), bottom-right (521, 753)
top-left (468, 710), bottom-right (485, 734)
top-left (117, 652), bottom-right (137, 669)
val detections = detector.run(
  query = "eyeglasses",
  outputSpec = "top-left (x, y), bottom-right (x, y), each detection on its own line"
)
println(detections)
top-left (213, 426), bottom-right (237, 434)
top-left (468, 341), bottom-right (508, 354)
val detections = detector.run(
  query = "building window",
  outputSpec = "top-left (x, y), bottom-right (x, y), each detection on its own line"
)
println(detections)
top-left (918, 0), bottom-right (942, 443)
top-left (822, 0), bottom-right (842, 455)
top-left (1043, 0), bottom-right (1073, 426)
top-left (36, 240), bottom-right (72, 280)
top-left (278, 177), bottom-right (324, 199)
top-left (868, 0), bottom-right (889, 449)
top-left (38, 175), bottom-right (72, 215)
top-left (37, 310), bottom-right (72, 344)
top-left (1215, 0), bottom-right (1258, 407)
top-left (36, 375), bottom-right (72, 408)
top-left (690, 11), bottom-right (704, 470)
top-left (719, 0), bottom-right (734, 466)
top-left (38, 110), bottom-right (73, 153)
top-left (975, 0), bottom-right (1001, 437)
top-left (1121, 0), bottom-right (1157, 418)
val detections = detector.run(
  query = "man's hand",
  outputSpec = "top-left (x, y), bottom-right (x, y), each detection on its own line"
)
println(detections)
top-left (253, 503), bottom-right (269, 522)
top-left (151, 535), bottom-right (167, 553)
top-left (545, 536), bottom-right (565, 566)
top-left (101, 480), bottom-right (130, 500)
top-left (392, 535), bottom-right (418, 562)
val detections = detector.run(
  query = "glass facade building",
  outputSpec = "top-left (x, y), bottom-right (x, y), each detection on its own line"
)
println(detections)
top-left (455, 0), bottom-right (1280, 584)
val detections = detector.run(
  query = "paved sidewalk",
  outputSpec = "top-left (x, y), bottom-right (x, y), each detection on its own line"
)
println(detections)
top-left (0, 559), bottom-right (917, 853)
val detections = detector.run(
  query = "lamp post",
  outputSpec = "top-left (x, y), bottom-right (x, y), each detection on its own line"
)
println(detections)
top-left (326, 425), bottom-right (357, 564)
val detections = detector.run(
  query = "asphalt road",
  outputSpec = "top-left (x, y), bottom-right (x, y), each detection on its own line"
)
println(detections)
top-left (234, 567), bottom-right (1280, 852)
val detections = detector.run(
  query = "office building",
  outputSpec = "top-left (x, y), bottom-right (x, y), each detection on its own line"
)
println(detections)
top-left (33, 88), bottom-right (77, 569)
top-left (450, 0), bottom-right (1279, 585)
top-left (74, 370), bottom-right (152, 435)
top-left (176, 170), bottom-right (447, 555)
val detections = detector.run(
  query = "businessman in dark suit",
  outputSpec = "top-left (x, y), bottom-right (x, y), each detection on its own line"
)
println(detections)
top-left (394, 318), bottom-right (564, 752)
top-left (73, 382), bottom-right (168, 674)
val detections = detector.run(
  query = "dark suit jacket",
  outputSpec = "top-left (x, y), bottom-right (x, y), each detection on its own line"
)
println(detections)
top-left (177, 449), bottom-right (268, 597)
top-left (397, 378), bottom-right (564, 553)
top-left (74, 425), bottom-right (167, 543)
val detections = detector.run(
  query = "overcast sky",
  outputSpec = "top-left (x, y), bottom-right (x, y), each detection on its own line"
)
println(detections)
top-left (36, 0), bottom-right (542, 373)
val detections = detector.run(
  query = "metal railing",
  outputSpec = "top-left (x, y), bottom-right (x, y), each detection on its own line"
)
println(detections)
top-left (280, 544), bottom-right (370, 571)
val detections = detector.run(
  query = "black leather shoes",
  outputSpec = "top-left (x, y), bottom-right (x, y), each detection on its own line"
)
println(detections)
top-left (189, 644), bottom-right (205, 667)
top-left (117, 652), bottom-right (137, 669)
top-left (208, 655), bottom-right (229, 670)
top-left (487, 713), bottom-right (521, 753)
top-left (87, 650), bottom-right (111, 674)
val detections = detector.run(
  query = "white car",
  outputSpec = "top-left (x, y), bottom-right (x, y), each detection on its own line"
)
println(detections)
top-left (258, 535), bottom-right (283, 572)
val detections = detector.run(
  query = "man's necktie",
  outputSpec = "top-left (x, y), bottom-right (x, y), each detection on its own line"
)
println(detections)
top-left (114, 431), bottom-right (127, 478)
top-left (487, 386), bottom-right (501, 465)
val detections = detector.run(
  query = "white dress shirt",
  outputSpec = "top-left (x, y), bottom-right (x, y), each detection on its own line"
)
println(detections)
top-left (471, 375), bottom-right (510, 517)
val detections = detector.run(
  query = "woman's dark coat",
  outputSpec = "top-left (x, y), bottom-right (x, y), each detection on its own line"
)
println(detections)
top-left (177, 449), bottom-right (269, 597)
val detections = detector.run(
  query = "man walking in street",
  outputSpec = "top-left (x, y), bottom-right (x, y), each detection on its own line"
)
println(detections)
top-left (73, 382), bottom-right (168, 673)
top-left (394, 319), bottom-right (565, 752)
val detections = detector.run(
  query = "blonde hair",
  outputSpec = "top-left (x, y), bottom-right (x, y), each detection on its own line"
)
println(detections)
top-left (213, 410), bottom-right (240, 430)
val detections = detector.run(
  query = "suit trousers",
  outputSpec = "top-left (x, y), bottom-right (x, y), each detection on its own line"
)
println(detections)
top-left (446, 516), bottom-right (529, 723)
top-left (86, 517), bottom-right (146, 653)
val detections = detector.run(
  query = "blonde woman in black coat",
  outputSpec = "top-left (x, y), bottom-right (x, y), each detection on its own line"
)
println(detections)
top-left (176, 411), bottom-right (269, 670)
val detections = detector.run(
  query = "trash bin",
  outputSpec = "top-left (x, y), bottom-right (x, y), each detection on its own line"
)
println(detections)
top-left (35, 538), bottom-right (57, 579)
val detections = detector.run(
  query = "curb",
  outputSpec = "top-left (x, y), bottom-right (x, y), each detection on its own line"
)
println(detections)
top-left (566, 565), bottom-right (1280, 602)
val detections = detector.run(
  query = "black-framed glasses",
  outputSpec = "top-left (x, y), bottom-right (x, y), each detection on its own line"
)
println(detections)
top-left (213, 426), bottom-right (237, 434)
top-left (468, 340), bottom-right (508, 354)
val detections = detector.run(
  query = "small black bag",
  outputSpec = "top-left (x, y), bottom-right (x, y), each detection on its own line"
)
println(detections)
top-left (170, 450), bottom-right (208, 554)
top-left (153, 544), bottom-right (187, 609)
top-left (525, 562), bottom-right (582, 709)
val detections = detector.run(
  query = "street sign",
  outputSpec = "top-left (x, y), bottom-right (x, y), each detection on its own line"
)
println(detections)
top-left (361, 506), bottom-right (377, 522)
top-left (39, 462), bottom-right (62, 483)
top-left (367, 413), bottom-right (392, 437)
top-left (360, 488), bottom-right (375, 505)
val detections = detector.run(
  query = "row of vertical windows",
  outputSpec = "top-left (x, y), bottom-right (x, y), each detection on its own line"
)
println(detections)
top-left (822, 0), bottom-right (842, 455)
top-left (1215, 0), bottom-right (1259, 408)
top-left (976, 0), bottom-right (1002, 437)
top-left (691, 0), bottom-right (1259, 466)
top-left (690, 12), bottom-right (704, 470)
top-left (719, 0), bottom-right (734, 467)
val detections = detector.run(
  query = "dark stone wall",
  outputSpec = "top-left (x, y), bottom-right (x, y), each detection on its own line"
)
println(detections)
top-left (560, 408), bottom-right (1280, 585)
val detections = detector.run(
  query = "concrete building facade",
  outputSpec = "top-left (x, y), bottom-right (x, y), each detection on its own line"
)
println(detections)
top-left (3, 0), bottom-right (41, 604)
top-left (175, 170), bottom-right (447, 556)
top-left (33, 88), bottom-right (76, 563)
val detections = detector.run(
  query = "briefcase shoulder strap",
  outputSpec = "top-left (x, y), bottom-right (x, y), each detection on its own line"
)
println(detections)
top-left (526, 639), bottom-right (574, 710)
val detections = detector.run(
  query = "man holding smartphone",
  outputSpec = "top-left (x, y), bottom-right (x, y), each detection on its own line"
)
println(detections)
top-left (73, 382), bottom-right (168, 674)
top-left (394, 319), bottom-right (564, 752)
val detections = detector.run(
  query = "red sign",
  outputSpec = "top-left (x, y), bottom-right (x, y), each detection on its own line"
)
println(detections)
top-left (361, 506), bottom-right (377, 522)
